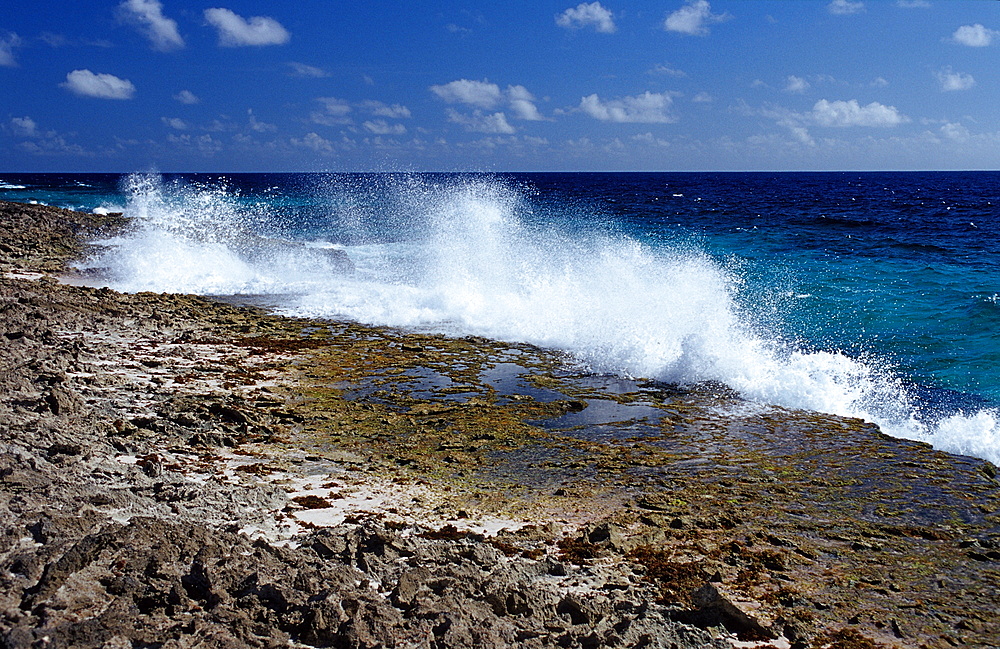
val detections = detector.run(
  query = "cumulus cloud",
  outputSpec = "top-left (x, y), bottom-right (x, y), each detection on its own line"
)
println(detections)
top-left (940, 122), bottom-right (970, 142)
top-left (204, 8), bottom-right (290, 47)
top-left (785, 75), bottom-right (810, 93)
top-left (431, 79), bottom-right (543, 121)
top-left (6, 117), bottom-right (90, 156)
top-left (446, 109), bottom-right (516, 134)
top-left (785, 124), bottom-right (816, 146)
top-left (951, 24), bottom-right (997, 47)
top-left (828, 0), bottom-right (865, 15)
top-left (287, 61), bottom-right (329, 78)
top-left (430, 79), bottom-right (503, 109)
top-left (167, 133), bottom-right (222, 155)
top-left (935, 67), bottom-right (975, 91)
top-left (663, 1), bottom-right (730, 36)
top-left (359, 101), bottom-right (411, 119)
top-left (310, 97), bottom-right (352, 126)
top-left (556, 2), bottom-right (616, 33)
top-left (310, 98), bottom-right (413, 129)
top-left (632, 132), bottom-right (671, 147)
top-left (761, 98), bottom-right (906, 146)
top-left (810, 99), bottom-right (907, 127)
top-left (247, 109), bottom-right (276, 133)
top-left (161, 117), bottom-right (189, 130)
top-left (291, 132), bottom-right (335, 154)
top-left (507, 85), bottom-right (544, 121)
top-left (579, 91), bottom-right (677, 123)
top-left (173, 89), bottom-right (199, 104)
top-left (118, 0), bottom-right (184, 51)
top-left (10, 116), bottom-right (39, 137)
top-left (0, 32), bottom-right (23, 67)
top-left (364, 120), bottom-right (407, 135)
top-left (61, 70), bottom-right (136, 100)
top-left (316, 97), bottom-right (351, 115)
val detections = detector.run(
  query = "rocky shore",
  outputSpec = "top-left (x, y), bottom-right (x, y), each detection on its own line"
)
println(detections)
top-left (1, 199), bottom-right (998, 648)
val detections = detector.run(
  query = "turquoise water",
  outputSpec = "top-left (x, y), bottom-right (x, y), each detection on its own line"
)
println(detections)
top-left (2, 171), bottom-right (998, 463)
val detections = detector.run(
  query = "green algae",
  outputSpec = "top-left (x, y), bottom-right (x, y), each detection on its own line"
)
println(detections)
top-left (190, 312), bottom-right (1000, 648)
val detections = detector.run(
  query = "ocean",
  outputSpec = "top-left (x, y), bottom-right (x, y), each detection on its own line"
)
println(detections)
top-left (2, 171), bottom-right (998, 465)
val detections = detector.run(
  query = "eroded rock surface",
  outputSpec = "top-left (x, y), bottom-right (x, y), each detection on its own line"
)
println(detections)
top-left (1, 200), bottom-right (999, 648)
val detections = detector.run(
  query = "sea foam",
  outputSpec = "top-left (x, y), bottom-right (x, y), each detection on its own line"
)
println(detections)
top-left (79, 174), bottom-right (346, 295)
top-left (82, 173), bottom-right (1000, 465)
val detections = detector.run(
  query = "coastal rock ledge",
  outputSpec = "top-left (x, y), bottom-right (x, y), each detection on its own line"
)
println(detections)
top-left (1, 200), bottom-right (998, 649)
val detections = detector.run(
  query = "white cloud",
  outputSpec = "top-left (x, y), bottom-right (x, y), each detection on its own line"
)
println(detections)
top-left (204, 8), bottom-right (290, 47)
top-left (828, 0), bottom-right (865, 15)
top-left (633, 132), bottom-right (671, 147)
top-left (61, 69), bottom-right (136, 100)
top-left (786, 124), bottom-right (816, 146)
top-left (167, 133), bottom-right (222, 155)
top-left (359, 100), bottom-right (412, 119)
top-left (649, 64), bottom-right (687, 78)
top-left (579, 91), bottom-right (677, 123)
top-left (287, 62), bottom-right (329, 78)
top-left (556, 2), bottom-right (616, 34)
top-left (10, 116), bottom-right (39, 137)
top-left (446, 110), bottom-right (516, 134)
top-left (364, 120), bottom-right (407, 135)
top-left (0, 32), bottom-right (22, 67)
top-left (663, 1), bottom-right (730, 36)
top-left (951, 24), bottom-right (997, 47)
top-left (118, 0), bottom-right (184, 51)
top-left (430, 79), bottom-right (503, 109)
top-left (38, 33), bottom-right (112, 49)
top-left (935, 67), bottom-right (975, 91)
top-left (8, 115), bottom-right (91, 156)
top-left (870, 77), bottom-right (889, 87)
top-left (895, 0), bottom-right (930, 7)
top-left (811, 99), bottom-right (907, 127)
top-left (431, 79), bottom-right (543, 121)
top-left (941, 122), bottom-right (970, 142)
top-left (38, 32), bottom-right (68, 48)
top-left (203, 119), bottom-right (234, 132)
top-left (692, 92), bottom-right (713, 103)
top-left (311, 97), bottom-right (352, 125)
top-left (316, 97), bottom-right (351, 116)
top-left (161, 117), bottom-right (189, 130)
top-left (291, 132), bottom-right (335, 154)
top-left (507, 85), bottom-right (544, 121)
top-left (785, 75), bottom-right (810, 93)
top-left (174, 89), bottom-right (199, 104)
top-left (248, 109), bottom-right (276, 133)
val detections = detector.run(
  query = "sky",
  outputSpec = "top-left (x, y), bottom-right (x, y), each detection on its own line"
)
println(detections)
top-left (1, 0), bottom-right (999, 172)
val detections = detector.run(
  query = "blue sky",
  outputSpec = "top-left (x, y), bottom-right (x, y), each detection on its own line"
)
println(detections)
top-left (2, 0), bottom-right (999, 171)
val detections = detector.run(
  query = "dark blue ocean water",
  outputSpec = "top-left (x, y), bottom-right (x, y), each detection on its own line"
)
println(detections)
top-left (2, 171), bottom-right (998, 463)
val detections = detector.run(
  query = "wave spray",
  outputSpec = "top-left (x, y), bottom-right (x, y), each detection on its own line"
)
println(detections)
top-left (82, 173), bottom-right (1000, 464)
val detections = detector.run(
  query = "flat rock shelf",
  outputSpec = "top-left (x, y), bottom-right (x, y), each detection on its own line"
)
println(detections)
top-left (1, 200), bottom-right (998, 649)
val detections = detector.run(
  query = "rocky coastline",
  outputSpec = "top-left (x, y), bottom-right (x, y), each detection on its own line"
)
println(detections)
top-left (1, 199), bottom-right (998, 649)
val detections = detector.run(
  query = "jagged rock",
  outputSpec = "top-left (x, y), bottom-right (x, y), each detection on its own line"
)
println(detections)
top-left (692, 582), bottom-right (779, 640)
top-left (2, 200), bottom-right (999, 649)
